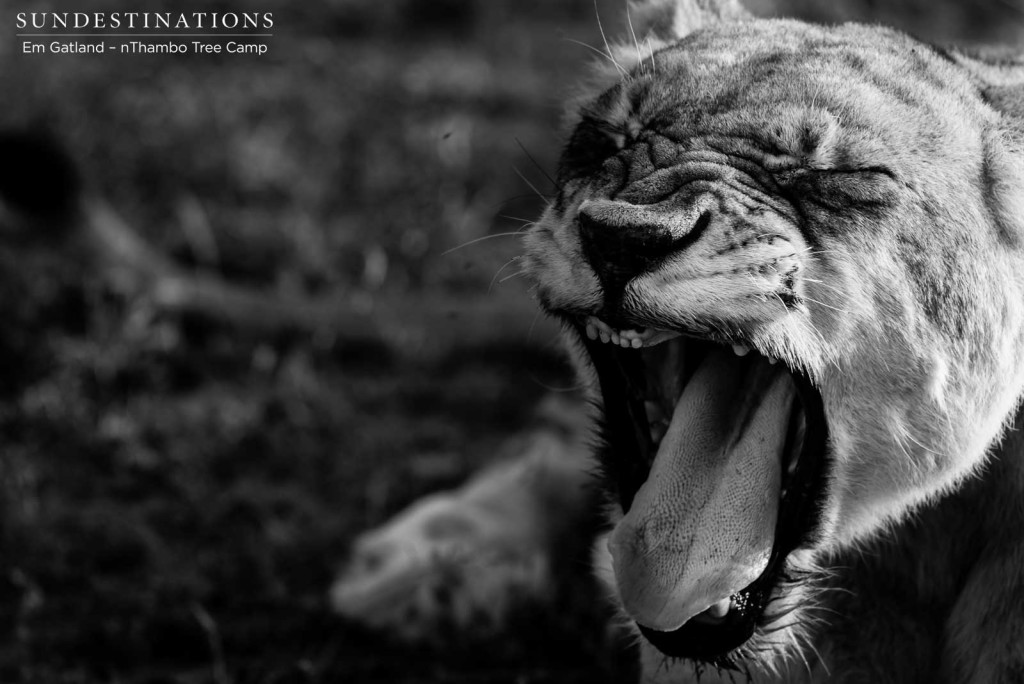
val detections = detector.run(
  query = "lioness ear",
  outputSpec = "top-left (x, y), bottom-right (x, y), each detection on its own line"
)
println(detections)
top-left (631, 0), bottom-right (750, 41)
top-left (968, 53), bottom-right (1024, 244)
top-left (983, 128), bottom-right (1024, 247)
top-left (563, 0), bottom-right (749, 126)
top-left (945, 48), bottom-right (1024, 127)
top-left (943, 48), bottom-right (1024, 244)
top-left (602, 0), bottom-right (749, 84)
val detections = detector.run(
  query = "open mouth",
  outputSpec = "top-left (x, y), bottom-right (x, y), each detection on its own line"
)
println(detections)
top-left (575, 316), bottom-right (830, 663)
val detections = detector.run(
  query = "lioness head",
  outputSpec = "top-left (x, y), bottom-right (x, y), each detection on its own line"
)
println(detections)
top-left (523, 0), bottom-right (1024, 668)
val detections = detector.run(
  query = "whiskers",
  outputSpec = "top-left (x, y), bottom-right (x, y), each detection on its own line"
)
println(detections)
top-left (594, 0), bottom-right (629, 79)
top-left (515, 138), bottom-right (556, 189)
top-left (513, 166), bottom-right (553, 209)
top-left (625, 0), bottom-right (658, 77)
top-left (440, 135), bottom-right (555, 299)
top-left (625, 1), bottom-right (644, 75)
top-left (488, 255), bottom-right (524, 293)
top-left (440, 225), bottom-right (532, 295)
top-left (564, 37), bottom-right (631, 78)
top-left (441, 231), bottom-right (527, 256)
top-left (798, 294), bottom-right (852, 316)
top-left (566, 1), bottom-right (658, 80)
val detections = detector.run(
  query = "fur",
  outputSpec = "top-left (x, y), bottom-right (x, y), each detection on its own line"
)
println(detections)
top-left (523, 0), bottom-right (1024, 681)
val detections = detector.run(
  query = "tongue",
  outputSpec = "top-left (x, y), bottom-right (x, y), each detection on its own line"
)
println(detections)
top-left (608, 347), bottom-right (794, 632)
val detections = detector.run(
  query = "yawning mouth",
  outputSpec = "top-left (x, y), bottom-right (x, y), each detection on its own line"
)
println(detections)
top-left (575, 316), bottom-right (830, 663)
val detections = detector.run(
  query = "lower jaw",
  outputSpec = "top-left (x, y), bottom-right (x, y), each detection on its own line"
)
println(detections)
top-left (634, 546), bottom-right (782, 661)
top-left (638, 602), bottom-right (761, 662)
top-left (579, 331), bottom-right (832, 662)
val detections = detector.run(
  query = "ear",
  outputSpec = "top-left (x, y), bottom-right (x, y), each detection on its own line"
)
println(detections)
top-left (945, 47), bottom-right (1024, 127)
top-left (597, 0), bottom-right (749, 84)
top-left (564, 0), bottom-right (750, 127)
top-left (986, 86), bottom-right (1024, 124)
top-left (983, 127), bottom-right (1024, 247)
top-left (940, 47), bottom-right (1024, 245)
top-left (631, 0), bottom-right (750, 42)
top-left (964, 51), bottom-right (1024, 246)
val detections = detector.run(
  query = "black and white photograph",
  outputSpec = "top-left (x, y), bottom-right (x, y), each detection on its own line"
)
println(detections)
top-left (2, 1), bottom-right (1024, 682)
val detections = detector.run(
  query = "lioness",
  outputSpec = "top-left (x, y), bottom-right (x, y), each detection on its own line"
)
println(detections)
top-left (336, 0), bottom-right (1024, 681)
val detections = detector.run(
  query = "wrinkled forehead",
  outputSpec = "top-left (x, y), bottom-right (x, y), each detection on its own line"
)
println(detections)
top-left (572, 20), bottom-right (982, 170)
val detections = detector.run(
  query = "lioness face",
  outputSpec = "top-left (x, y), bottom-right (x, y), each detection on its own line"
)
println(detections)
top-left (524, 16), bottom-right (1024, 664)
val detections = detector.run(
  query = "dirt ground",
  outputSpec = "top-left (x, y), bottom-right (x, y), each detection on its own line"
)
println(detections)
top-left (0, 1), bottom-right (1019, 682)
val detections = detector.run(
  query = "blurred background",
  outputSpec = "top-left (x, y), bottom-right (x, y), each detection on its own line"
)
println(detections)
top-left (0, 1), bottom-right (1020, 682)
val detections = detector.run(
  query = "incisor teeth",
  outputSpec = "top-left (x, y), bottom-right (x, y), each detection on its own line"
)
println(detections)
top-left (583, 316), bottom-right (681, 349)
top-left (732, 345), bottom-right (750, 357)
top-left (768, 357), bottom-right (779, 365)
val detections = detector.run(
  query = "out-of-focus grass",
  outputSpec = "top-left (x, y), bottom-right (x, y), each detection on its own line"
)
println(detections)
top-left (0, 2), bottom-right (630, 682)
top-left (0, 0), bottom-right (1020, 682)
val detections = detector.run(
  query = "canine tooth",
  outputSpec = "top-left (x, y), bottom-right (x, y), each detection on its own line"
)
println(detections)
top-left (709, 598), bottom-right (731, 618)
top-left (732, 345), bottom-right (750, 357)
top-left (768, 356), bottom-right (779, 365)
top-left (585, 323), bottom-right (598, 341)
top-left (586, 315), bottom-right (612, 334)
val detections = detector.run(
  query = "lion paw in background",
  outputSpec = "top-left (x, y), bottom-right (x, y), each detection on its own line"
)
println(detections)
top-left (330, 395), bottom-right (598, 641)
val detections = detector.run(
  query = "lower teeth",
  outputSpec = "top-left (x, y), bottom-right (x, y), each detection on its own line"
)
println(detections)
top-left (708, 598), bottom-right (731, 618)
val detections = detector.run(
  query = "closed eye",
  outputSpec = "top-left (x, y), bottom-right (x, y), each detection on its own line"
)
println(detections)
top-left (774, 166), bottom-right (901, 209)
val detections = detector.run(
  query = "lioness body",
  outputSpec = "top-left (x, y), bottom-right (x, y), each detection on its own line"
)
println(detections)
top-left (821, 431), bottom-right (1024, 684)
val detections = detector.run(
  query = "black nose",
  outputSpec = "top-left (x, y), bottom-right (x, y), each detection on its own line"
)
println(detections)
top-left (578, 208), bottom-right (711, 286)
